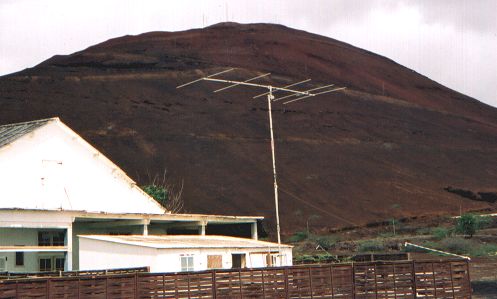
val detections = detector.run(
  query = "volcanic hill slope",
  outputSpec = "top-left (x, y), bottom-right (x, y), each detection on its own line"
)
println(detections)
top-left (1, 23), bottom-right (497, 235)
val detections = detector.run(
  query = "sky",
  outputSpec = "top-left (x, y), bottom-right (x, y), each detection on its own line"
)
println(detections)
top-left (1, 0), bottom-right (496, 106)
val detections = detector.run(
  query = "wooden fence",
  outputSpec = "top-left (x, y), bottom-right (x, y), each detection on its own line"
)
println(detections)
top-left (0, 266), bottom-right (150, 280)
top-left (0, 259), bottom-right (471, 298)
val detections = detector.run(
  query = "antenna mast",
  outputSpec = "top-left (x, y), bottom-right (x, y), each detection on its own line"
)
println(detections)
top-left (177, 68), bottom-right (345, 245)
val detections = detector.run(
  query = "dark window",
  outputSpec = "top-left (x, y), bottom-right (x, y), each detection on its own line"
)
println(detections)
top-left (52, 232), bottom-right (65, 246)
top-left (231, 254), bottom-right (246, 269)
top-left (39, 258), bottom-right (51, 272)
top-left (38, 232), bottom-right (51, 246)
top-left (55, 258), bottom-right (65, 271)
top-left (38, 231), bottom-right (65, 246)
top-left (15, 252), bottom-right (24, 266)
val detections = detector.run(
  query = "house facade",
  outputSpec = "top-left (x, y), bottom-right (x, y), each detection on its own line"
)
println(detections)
top-left (79, 235), bottom-right (292, 272)
top-left (0, 118), bottom-right (276, 273)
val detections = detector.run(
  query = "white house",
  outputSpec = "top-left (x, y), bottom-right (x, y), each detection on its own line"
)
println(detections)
top-left (79, 235), bottom-right (292, 272)
top-left (0, 118), bottom-right (290, 273)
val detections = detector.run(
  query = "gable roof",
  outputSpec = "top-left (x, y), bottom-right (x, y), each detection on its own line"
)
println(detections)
top-left (0, 118), bottom-right (56, 148)
top-left (0, 117), bottom-right (166, 214)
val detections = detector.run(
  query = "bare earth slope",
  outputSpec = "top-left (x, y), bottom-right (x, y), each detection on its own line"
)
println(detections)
top-left (1, 23), bottom-right (496, 234)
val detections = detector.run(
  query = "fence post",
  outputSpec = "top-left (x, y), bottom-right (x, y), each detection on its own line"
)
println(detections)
top-left (238, 270), bottom-right (243, 299)
top-left (212, 270), bottom-right (217, 299)
top-left (134, 272), bottom-right (138, 299)
top-left (162, 273), bottom-right (166, 299)
top-left (431, 262), bottom-right (437, 298)
top-left (352, 263), bottom-right (356, 299)
top-left (392, 264), bottom-right (397, 299)
top-left (308, 267), bottom-right (313, 299)
top-left (261, 269), bottom-right (265, 298)
top-left (411, 260), bottom-right (417, 298)
top-left (46, 277), bottom-right (50, 299)
top-left (174, 273), bottom-right (179, 299)
top-left (373, 263), bottom-right (378, 299)
top-left (466, 259), bottom-right (472, 298)
top-left (329, 265), bottom-right (334, 298)
top-left (284, 267), bottom-right (289, 299)
top-left (105, 275), bottom-right (108, 298)
top-left (187, 273), bottom-right (191, 299)
top-left (449, 263), bottom-right (455, 299)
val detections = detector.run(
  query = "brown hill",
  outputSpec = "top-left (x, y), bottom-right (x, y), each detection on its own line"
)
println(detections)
top-left (1, 23), bottom-right (496, 236)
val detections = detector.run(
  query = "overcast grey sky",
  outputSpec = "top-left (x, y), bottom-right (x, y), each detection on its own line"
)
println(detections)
top-left (1, 0), bottom-right (496, 106)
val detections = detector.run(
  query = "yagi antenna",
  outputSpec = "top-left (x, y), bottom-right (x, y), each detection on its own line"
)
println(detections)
top-left (252, 78), bottom-right (311, 99)
top-left (273, 83), bottom-right (335, 102)
top-left (177, 68), bottom-right (345, 247)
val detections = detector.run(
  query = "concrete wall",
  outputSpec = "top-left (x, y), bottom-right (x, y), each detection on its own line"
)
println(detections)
top-left (79, 237), bottom-right (292, 273)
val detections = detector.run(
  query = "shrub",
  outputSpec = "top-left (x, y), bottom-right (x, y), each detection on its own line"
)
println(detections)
top-left (416, 228), bottom-right (431, 235)
top-left (431, 227), bottom-right (451, 240)
top-left (295, 255), bottom-right (316, 263)
top-left (288, 231), bottom-right (308, 243)
top-left (358, 240), bottom-right (385, 252)
top-left (440, 237), bottom-right (471, 255)
top-left (141, 171), bottom-right (184, 213)
top-left (477, 215), bottom-right (492, 229)
top-left (315, 236), bottom-right (337, 250)
top-left (455, 214), bottom-right (476, 237)
top-left (143, 184), bottom-right (168, 204)
top-left (455, 213), bottom-right (485, 238)
top-left (470, 244), bottom-right (497, 257)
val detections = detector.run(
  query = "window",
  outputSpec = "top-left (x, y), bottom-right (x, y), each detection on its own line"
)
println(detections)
top-left (207, 255), bottom-right (222, 269)
top-left (39, 258), bottom-right (52, 272)
top-left (38, 231), bottom-right (65, 246)
top-left (231, 254), bottom-right (246, 269)
top-left (55, 258), bottom-right (65, 271)
top-left (180, 255), bottom-right (194, 272)
top-left (39, 257), bottom-right (65, 272)
top-left (52, 232), bottom-right (65, 246)
top-left (38, 232), bottom-right (51, 246)
top-left (15, 252), bottom-right (24, 266)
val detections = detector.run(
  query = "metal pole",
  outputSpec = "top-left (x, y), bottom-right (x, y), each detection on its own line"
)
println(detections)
top-left (267, 87), bottom-right (281, 245)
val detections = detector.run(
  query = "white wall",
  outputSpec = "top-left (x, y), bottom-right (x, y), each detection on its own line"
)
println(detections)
top-left (79, 237), bottom-right (292, 273)
top-left (71, 222), bottom-right (145, 270)
top-left (0, 120), bottom-right (164, 214)
top-left (79, 238), bottom-right (157, 271)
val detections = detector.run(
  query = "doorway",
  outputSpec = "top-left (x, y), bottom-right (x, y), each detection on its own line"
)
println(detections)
top-left (231, 253), bottom-right (246, 268)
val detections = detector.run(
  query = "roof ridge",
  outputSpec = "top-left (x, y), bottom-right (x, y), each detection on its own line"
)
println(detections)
top-left (0, 117), bottom-right (59, 129)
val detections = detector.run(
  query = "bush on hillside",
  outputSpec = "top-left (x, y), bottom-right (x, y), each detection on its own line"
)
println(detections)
top-left (455, 213), bottom-right (485, 238)
top-left (358, 240), bottom-right (385, 252)
top-left (431, 227), bottom-right (451, 240)
top-left (315, 236), bottom-right (338, 251)
top-left (440, 237), bottom-right (471, 255)
top-left (288, 231), bottom-right (308, 243)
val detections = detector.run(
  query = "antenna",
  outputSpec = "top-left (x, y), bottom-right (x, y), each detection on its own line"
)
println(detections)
top-left (177, 69), bottom-right (345, 247)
